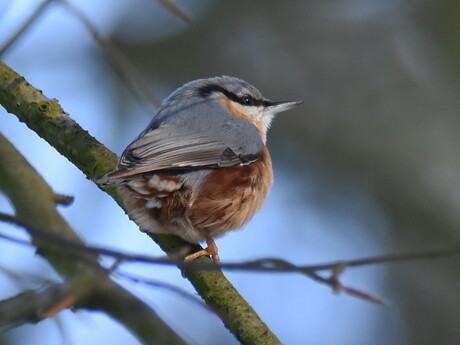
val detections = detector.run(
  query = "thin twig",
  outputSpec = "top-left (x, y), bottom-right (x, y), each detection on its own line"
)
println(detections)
top-left (58, 0), bottom-right (159, 109)
top-left (305, 246), bottom-right (460, 271)
top-left (0, 273), bottom-right (100, 330)
top-left (115, 270), bottom-right (210, 312)
top-left (53, 193), bottom-right (74, 206)
top-left (158, 0), bottom-right (192, 25)
top-left (1, 211), bottom-right (459, 304)
top-left (0, 0), bottom-right (55, 57)
top-left (2, 211), bottom-right (459, 273)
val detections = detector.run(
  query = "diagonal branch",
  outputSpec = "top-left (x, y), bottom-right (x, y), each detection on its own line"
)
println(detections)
top-left (59, 1), bottom-right (159, 109)
top-left (0, 0), bottom-right (55, 57)
top-left (0, 280), bottom-right (88, 329)
top-left (0, 60), bottom-right (281, 344)
top-left (0, 132), bottom-right (185, 344)
top-left (157, 0), bottom-right (193, 25)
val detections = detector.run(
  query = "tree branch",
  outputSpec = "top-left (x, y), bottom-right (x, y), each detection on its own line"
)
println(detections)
top-left (0, 132), bottom-right (185, 344)
top-left (59, 1), bottom-right (159, 109)
top-left (4, 211), bottom-right (458, 305)
top-left (0, 0), bottom-right (55, 57)
top-left (0, 60), bottom-right (281, 344)
top-left (0, 280), bottom-right (87, 328)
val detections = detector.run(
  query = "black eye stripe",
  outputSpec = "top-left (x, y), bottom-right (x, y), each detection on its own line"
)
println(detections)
top-left (198, 84), bottom-right (266, 107)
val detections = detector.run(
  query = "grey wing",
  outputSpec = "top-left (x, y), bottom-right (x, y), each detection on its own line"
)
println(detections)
top-left (100, 99), bottom-right (263, 182)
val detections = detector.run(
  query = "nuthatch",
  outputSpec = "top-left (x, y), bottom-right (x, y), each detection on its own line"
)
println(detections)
top-left (96, 76), bottom-right (302, 263)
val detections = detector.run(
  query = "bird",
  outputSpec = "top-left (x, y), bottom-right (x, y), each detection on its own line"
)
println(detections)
top-left (96, 76), bottom-right (302, 264)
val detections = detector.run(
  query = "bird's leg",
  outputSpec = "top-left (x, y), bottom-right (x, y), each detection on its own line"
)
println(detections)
top-left (184, 238), bottom-right (220, 264)
top-left (206, 238), bottom-right (220, 264)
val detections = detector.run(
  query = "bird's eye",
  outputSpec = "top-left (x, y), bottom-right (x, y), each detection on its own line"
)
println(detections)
top-left (242, 95), bottom-right (254, 106)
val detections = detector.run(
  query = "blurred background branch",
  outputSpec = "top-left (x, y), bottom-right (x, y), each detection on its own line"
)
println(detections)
top-left (0, 130), bottom-right (185, 344)
top-left (0, 0), bottom-right (54, 57)
top-left (59, 0), bottom-right (160, 109)
top-left (0, 280), bottom-right (90, 329)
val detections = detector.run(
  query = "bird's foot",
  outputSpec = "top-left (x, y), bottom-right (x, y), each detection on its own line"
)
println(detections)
top-left (184, 238), bottom-right (220, 264)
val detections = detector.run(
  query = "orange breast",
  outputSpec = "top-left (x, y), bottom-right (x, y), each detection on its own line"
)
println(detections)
top-left (189, 146), bottom-right (273, 239)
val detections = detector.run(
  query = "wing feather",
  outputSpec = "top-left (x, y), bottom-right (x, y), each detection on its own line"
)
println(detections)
top-left (98, 99), bottom-right (263, 184)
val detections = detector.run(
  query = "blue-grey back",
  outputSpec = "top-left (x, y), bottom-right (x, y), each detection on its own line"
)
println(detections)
top-left (117, 91), bottom-right (263, 173)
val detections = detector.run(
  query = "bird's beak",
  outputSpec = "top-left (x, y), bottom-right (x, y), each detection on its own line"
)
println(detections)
top-left (266, 100), bottom-right (303, 114)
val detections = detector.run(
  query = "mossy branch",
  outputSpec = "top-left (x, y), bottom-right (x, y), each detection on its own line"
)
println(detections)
top-left (0, 61), bottom-right (281, 344)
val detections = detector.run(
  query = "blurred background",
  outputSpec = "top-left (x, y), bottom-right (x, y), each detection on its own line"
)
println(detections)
top-left (1, 0), bottom-right (460, 344)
